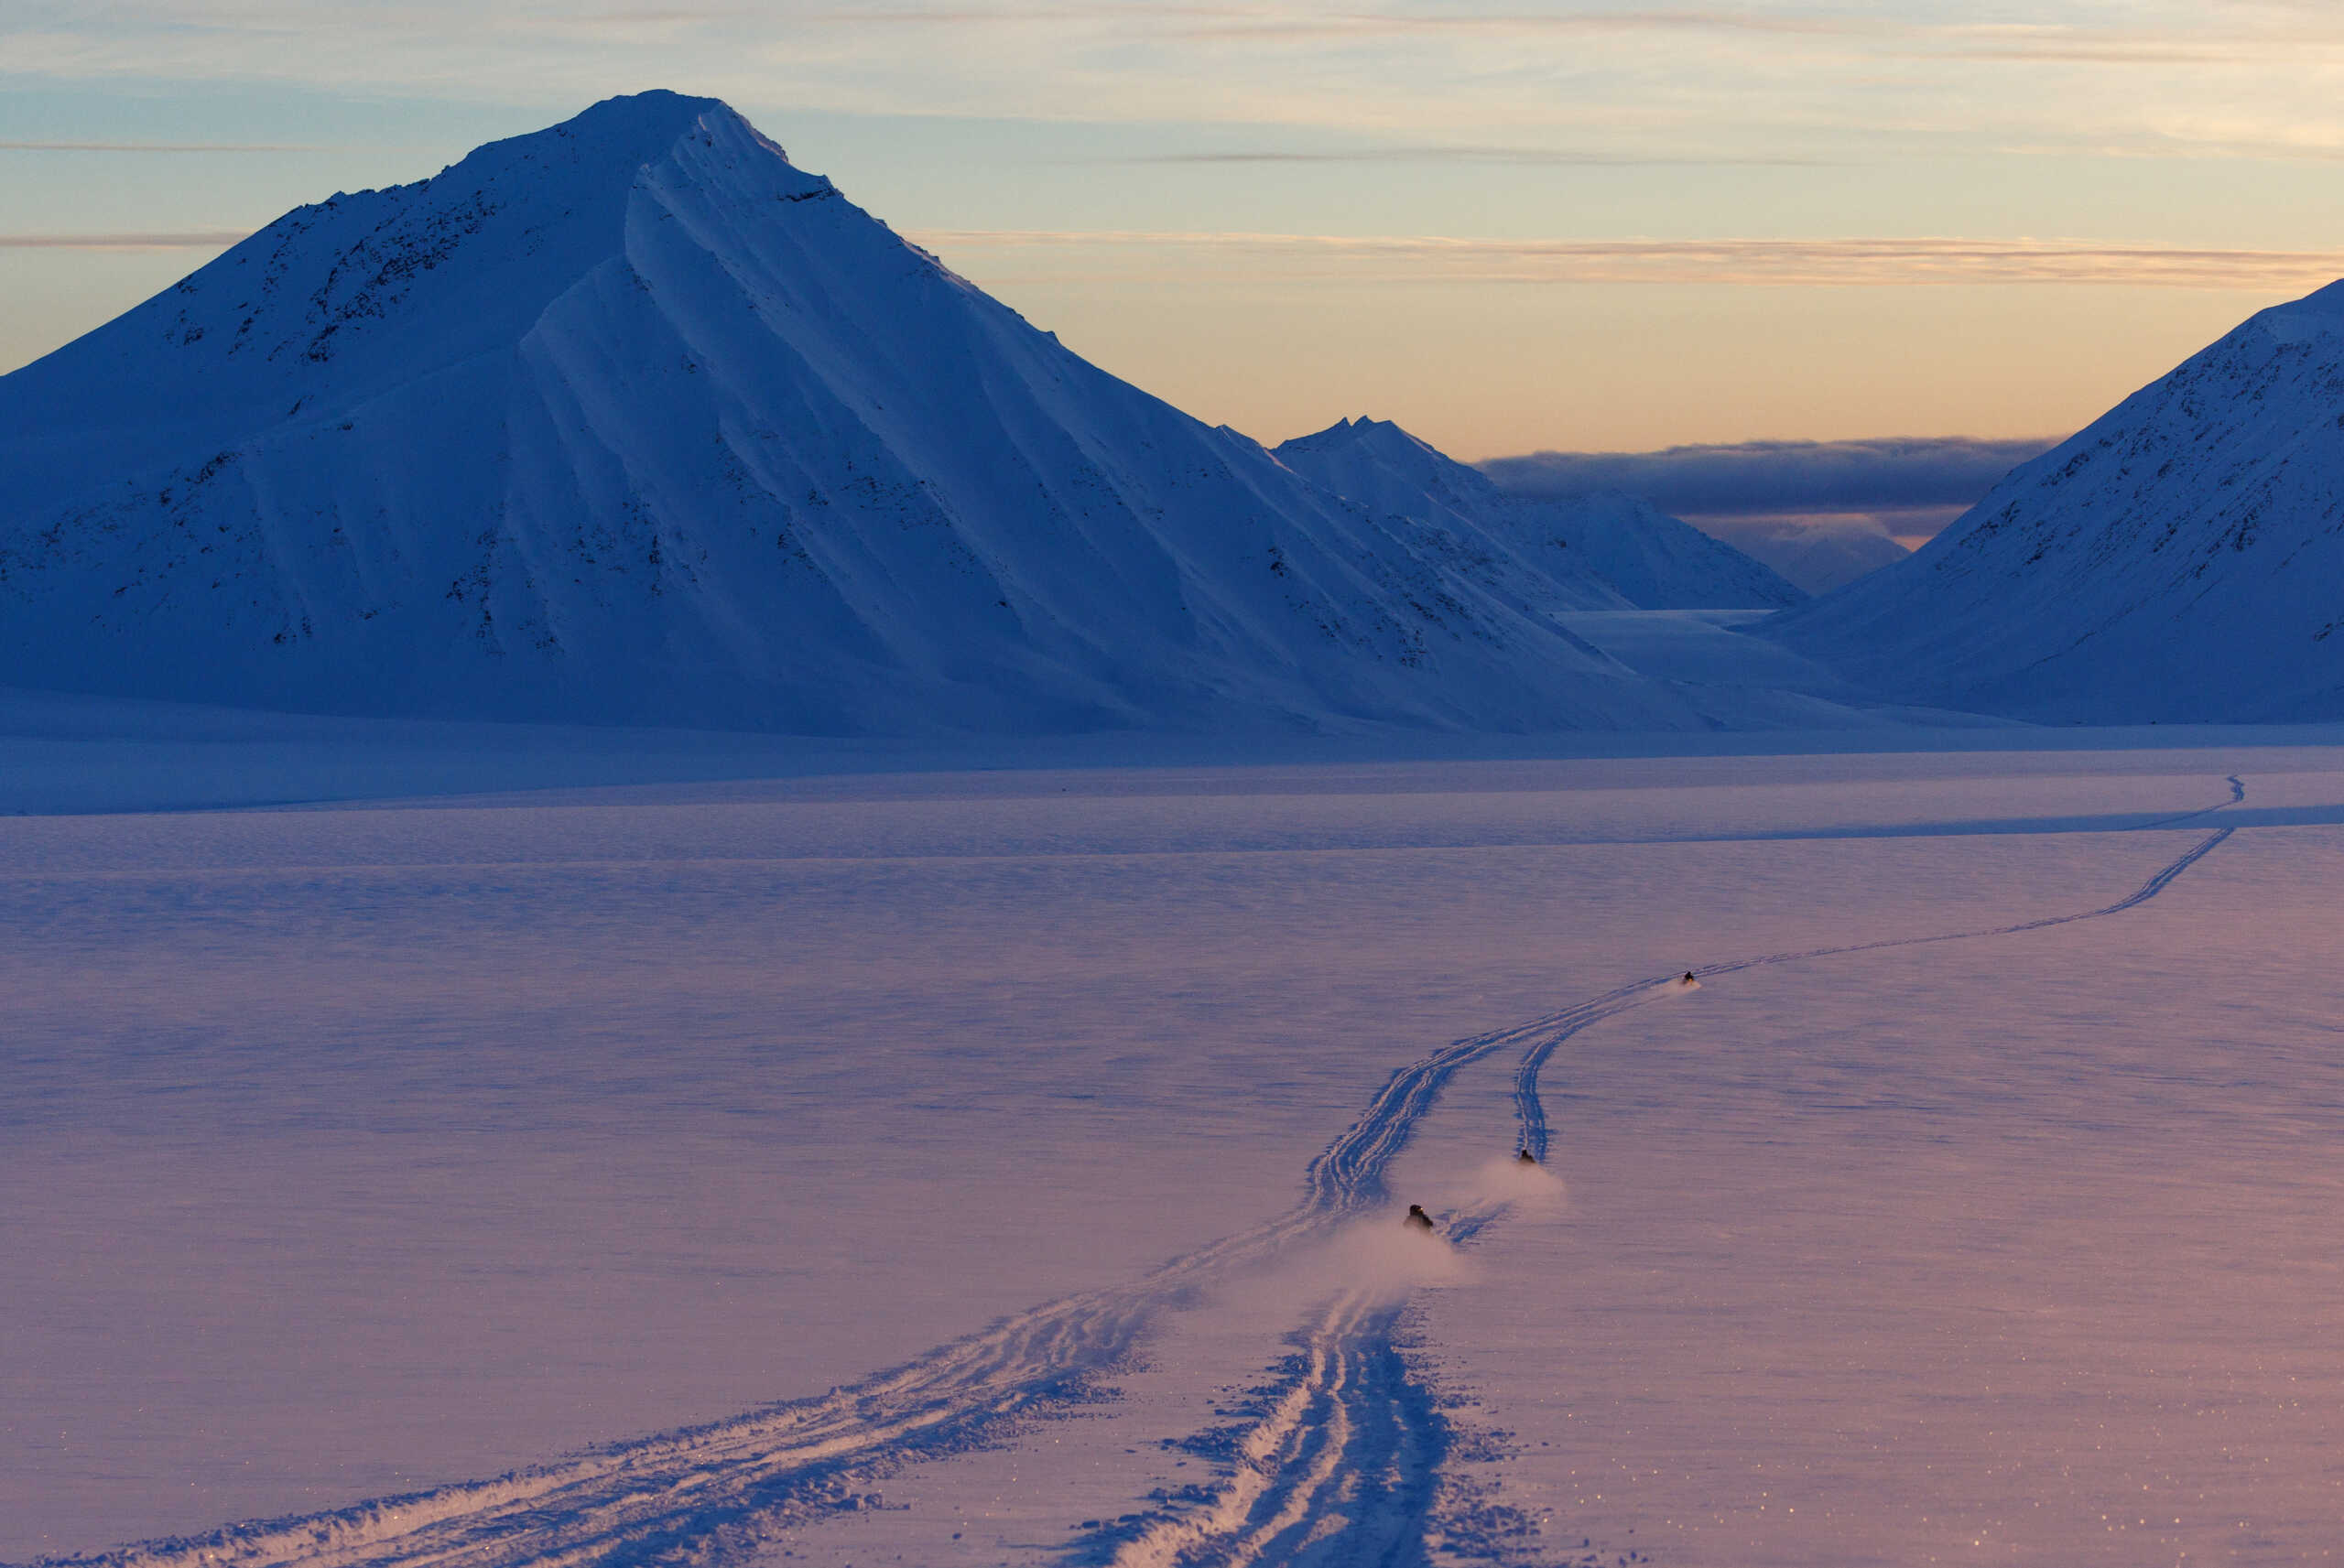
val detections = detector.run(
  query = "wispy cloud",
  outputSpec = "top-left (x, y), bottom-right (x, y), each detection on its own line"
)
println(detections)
top-left (27, 224), bottom-right (2333, 287)
top-left (787, 5), bottom-right (2344, 55)
top-left (0, 231), bottom-right (249, 249)
top-left (0, 140), bottom-right (321, 153)
top-left (1118, 145), bottom-right (1825, 166)
top-left (912, 230), bottom-right (2344, 288)
top-left (1135, 8), bottom-right (1871, 41)
top-left (16, 3), bottom-right (2344, 166)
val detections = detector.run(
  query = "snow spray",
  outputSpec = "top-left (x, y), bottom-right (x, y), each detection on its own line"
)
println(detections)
top-left (1461, 1154), bottom-right (1568, 1217)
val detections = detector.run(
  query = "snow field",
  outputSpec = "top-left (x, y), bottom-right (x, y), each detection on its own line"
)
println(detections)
top-left (1406, 822), bottom-right (2344, 1564)
top-left (4, 747), bottom-right (2340, 1563)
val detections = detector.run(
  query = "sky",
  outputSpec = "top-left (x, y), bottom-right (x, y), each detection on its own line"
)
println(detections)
top-left (9, 1), bottom-right (2344, 471)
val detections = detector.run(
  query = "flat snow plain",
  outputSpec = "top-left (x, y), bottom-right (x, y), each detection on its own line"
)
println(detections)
top-left (6, 704), bottom-right (2344, 1565)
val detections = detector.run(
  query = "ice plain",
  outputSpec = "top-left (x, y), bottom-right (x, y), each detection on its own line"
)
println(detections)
top-left (6, 711), bottom-right (2344, 1564)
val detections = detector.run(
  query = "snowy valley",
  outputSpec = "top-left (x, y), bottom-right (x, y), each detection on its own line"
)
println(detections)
top-left (9, 85), bottom-right (2344, 1568)
top-left (10, 735), bottom-right (2344, 1568)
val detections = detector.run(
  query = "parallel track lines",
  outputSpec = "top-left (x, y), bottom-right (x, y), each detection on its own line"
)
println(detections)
top-left (1157, 786), bottom-right (2248, 1567)
top-left (49, 783), bottom-right (2249, 1568)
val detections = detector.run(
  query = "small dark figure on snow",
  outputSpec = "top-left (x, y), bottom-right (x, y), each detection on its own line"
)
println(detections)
top-left (1679, 970), bottom-right (1698, 986)
top-left (1404, 1204), bottom-right (1436, 1233)
top-left (1515, 1148), bottom-right (1538, 1165)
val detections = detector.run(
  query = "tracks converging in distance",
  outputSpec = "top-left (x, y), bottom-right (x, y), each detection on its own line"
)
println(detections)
top-left (45, 779), bottom-right (2249, 1568)
top-left (1136, 778), bottom-right (2247, 1567)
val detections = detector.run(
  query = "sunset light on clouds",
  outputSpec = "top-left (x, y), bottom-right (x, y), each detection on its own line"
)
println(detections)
top-left (16, 12), bottom-right (2344, 1565)
top-left (14, 2), bottom-right (2344, 464)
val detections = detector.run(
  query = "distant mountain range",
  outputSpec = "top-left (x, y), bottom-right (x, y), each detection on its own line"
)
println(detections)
top-left (0, 92), bottom-right (1823, 736)
top-left (1275, 417), bottom-right (1804, 610)
top-left (1768, 283), bottom-right (2344, 721)
top-left (8, 90), bottom-right (2338, 732)
top-left (1666, 516), bottom-right (1911, 596)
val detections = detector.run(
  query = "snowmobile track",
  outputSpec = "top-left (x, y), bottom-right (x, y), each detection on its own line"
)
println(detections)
top-left (1145, 784), bottom-right (2250, 1568)
top-left (1516, 782), bottom-right (2244, 1159)
top-left (1106, 1292), bottom-right (1442, 1568)
top-left (38, 994), bottom-right (1583, 1568)
top-left (37, 784), bottom-right (2247, 1568)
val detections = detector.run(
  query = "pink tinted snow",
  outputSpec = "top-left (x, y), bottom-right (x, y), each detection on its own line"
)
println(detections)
top-left (2, 750), bottom-right (2341, 1563)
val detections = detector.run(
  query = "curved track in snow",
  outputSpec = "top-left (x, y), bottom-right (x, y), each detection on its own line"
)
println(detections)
top-left (44, 782), bottom-right (2247, 1568)
top-left (41, 1019), bottom-right (1580, 1568)
top-left (1136, 782), bottom-right (2245, 1568)
top-left (1516, 810), bottom-right (2239, 1159)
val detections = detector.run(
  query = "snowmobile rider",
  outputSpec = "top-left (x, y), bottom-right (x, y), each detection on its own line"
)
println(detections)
top-left (1515, 1148), bottom-right (1538, 1165)
top-left (1405, 1204), bottom-right (1436, 1233)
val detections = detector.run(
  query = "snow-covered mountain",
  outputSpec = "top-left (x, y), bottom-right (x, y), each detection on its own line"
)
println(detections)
top-left (1275, 418), bottom-right (1806, 611)
top-left (0, 92), bottom-right (1745, 736)
top-left (1767, 283), bottom-right (2344, 721)
top-left (1685, 515), bottom-right (1912, 594)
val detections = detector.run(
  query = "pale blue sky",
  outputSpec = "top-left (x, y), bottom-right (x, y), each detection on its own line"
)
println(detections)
top-left (8, 3), bottom-right (2344, 455)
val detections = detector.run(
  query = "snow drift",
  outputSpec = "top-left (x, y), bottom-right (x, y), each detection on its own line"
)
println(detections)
top-left (1765, 282), bottom-right (2344, 721)
top-left (0, 92), bottom-right (1751, 737)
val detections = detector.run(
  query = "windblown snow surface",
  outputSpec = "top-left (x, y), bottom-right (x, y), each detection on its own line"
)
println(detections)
top-left (1767, 280), bottom-right (2344, 722)
top-left (9, 722), bottom-right (2344, 1566)
top-left (0, 92), bottom-right (1780, 738)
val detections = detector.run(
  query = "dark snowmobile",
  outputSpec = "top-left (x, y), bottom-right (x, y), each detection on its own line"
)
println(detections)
top-left (1404, 1204), bottom-right (1436, 1234)
top-left (1515, 1148), bottom-right (1538, 1165)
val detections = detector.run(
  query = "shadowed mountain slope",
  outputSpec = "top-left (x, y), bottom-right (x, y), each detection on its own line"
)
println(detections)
top-left (1275, 417), bottom-right (1805, 611)
top-left (1766, 283), bottom-right (2344, 722)
top-left (0, 92), bottom-right (1741, 736)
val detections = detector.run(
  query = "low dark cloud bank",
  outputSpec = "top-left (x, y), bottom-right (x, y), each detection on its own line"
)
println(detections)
top-left (1478, 437), bottom-right (2058, 516)
top-left (1122, 147), bottom-right (1819, 167)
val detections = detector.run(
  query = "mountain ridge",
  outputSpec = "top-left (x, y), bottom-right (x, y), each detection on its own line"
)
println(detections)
top-left (1764, 281), bottom-right (2344, 722)
top-left (0, 92), bottom-right (1761, 736)
top-left (1275, 416), bottom-right (1806, 612)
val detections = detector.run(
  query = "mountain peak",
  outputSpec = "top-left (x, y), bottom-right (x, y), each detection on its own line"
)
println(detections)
top-left (435, 89), bottom-right (768, 189)
top-left (6, 87), bottom-right (841, 498)
top-left (0, 98), bottom-right (1731, 735)
top-left (1275, 416), bottom-right (1804, 611)
top-left (2252, 276), bottom-right (2344, 344)
top-left (1283, 415), bottom-right (1438, 460)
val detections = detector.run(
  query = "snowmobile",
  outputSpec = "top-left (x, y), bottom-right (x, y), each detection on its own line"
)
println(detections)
top-left (1404, 1204), bottom-right (1436, 1234)
top-left (1677, 970), bottom-right (1698, 988)
top-left (1515, 1148), bottom-right (1539, 1165)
